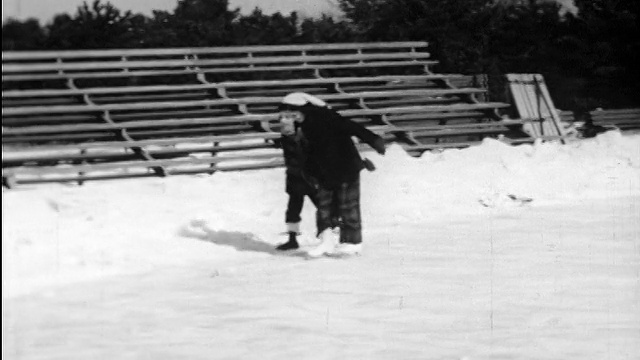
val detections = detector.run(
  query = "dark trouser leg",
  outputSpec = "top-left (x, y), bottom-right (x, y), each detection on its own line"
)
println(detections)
top-left (315, 179), bottom-right (361, 243)
top-left (315, 187), bottom-right (335, 237)
top-left (336, 179), bottom-right (362, 244)
top-left (309, 188), bottom-right (340, 230)
top-left (285, 192), bottom-right (305, 224)
top-left (330, 192), bottom-right (341, 229)
top-left (278, 192), bottom-right (306, 251)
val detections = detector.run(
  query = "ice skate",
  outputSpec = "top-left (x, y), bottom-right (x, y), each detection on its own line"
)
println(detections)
top-left (306, 228), bottom-right (338, 258)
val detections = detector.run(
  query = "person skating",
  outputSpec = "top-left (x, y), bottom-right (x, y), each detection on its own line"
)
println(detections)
top-left (274, 104), bottom-right (340, 251)
top-left (278, 92), bottom-right (386, 257)
top-left (273, 111), bottom-right (317, 250)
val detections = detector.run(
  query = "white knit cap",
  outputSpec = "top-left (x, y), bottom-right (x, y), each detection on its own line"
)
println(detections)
top-left (281, 92), bottom-right (328, 107)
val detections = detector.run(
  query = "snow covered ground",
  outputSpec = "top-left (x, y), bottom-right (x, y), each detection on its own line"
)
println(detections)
top-left (3, 131), bottom-right (640, 359)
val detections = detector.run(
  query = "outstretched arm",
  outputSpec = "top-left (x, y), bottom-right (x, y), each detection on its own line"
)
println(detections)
top-left (332, 112), bottom-right (386, 155)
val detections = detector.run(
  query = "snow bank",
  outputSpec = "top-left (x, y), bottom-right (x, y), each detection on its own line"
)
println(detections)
top-left (363, 131), bottom-right (640, 224)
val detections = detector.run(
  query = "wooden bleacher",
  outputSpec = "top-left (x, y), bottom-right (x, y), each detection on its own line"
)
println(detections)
top-left (559, 108), bottom-right (640, 134)
top-left (505, 73), bottom-right (568, 143)
top-left (3, 42), bottom-right (532, 187)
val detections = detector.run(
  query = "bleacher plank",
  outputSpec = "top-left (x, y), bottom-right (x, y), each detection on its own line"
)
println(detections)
top-left (3, 103), bottom-right (509, 137)
top-left (2, 152), bottom-right (282, 175)
top-left (3, 53), bottom-right (434, 73)
top-left (403, 134), bottom-right (566, 154)
top-left (2, 88), bottom-right (487, 116)
top-left (386, 111), bottom-right (487, 123)
top-left (2, 113), bottom-right (270, 134)
top-left (2, 74), bottom-right (458, 99)
top-left (5, 132), bottom-right (279, 152)
top-left (3, 142), bottom-right (278, 167)
top-left (3, 60), bottom-right (436, 82)
top-left (591, 109), bottom-right (640, 126)
top-left (4, 159), bottom-right (288, 185)
top-left (3, 42), bottom-right (430, 61)
top-left (3, 74), bottom-right (464, 112)
top-left (2, 132), bottom-right (281, 166)
top-left (410, 127), bottom-right (508, 139)
top-left (2, 152), bottom-right (286, 186)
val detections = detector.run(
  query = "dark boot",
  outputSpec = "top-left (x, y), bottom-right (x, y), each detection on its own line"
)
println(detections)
top-left (276, 232), bottom-right (299, 251)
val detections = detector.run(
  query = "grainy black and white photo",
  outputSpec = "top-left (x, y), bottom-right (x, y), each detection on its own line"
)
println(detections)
top-left (2, 0), bottom-right (639, 359)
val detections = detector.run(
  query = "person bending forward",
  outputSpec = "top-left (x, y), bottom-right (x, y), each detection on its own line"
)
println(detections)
top-left (278, 92), bottom-right (386, 257)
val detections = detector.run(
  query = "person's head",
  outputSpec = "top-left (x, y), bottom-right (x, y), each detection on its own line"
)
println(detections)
top-left (278, 92), bottom-right (328, 134)
top-left (278, 109), bottom-right (301, 136)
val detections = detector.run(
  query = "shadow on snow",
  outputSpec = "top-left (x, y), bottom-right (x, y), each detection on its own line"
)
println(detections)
top-left (179, 219), bottom-right (283, 255)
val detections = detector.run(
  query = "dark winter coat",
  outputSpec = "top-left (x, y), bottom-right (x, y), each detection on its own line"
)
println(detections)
top-left (277, 131), bottom-right (315, 195)
top-left (298, 106), bottom-right (385, 189)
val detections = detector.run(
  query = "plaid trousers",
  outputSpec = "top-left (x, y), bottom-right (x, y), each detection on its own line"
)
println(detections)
top-left (315, 178), bottom-right (362, 244)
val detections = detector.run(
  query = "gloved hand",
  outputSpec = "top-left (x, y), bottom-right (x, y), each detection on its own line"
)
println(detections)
top-left (363, 158), bottom-right (376, 172)
top-left (372, 137), bottom-right (386, 155)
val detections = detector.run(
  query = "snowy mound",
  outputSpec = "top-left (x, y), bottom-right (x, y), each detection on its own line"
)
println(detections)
top-left (362, 131), bottom-right (640, 220)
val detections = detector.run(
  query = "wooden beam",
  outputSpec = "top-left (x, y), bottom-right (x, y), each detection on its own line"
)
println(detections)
top-left (3, 42), bottom-right (429, 61)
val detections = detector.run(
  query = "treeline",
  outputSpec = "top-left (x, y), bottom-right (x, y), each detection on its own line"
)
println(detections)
top-left (2, 0), bottom-right (639, 110)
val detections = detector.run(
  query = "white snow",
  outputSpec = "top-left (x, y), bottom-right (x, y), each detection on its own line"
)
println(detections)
top-left (3, 131), bottom-right (640, 359)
